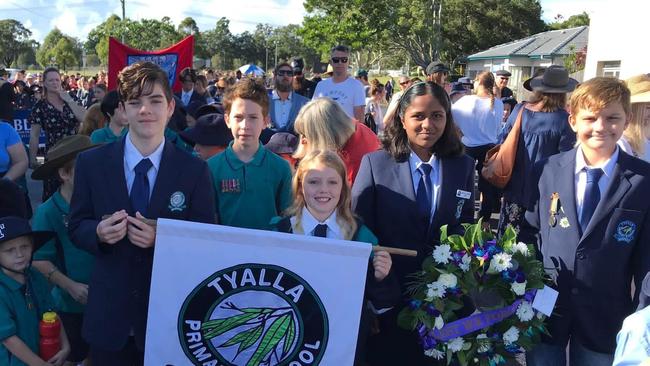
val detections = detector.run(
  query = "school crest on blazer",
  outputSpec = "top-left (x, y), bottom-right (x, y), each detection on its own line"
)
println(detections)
top-left (178, 263), bottom-right (328, 365)
top-left (169, 191), bottom-right (187, 212)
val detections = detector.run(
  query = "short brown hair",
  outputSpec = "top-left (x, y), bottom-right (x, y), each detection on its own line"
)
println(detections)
top-left (569, 77), bottom-right (631, 116)
top-left (222, 78), bottom-right (269, 117)
top-left (118, 61), bottom-right (172, 102)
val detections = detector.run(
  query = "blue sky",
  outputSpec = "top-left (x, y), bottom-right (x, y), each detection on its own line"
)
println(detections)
top-left (1, 0), bottom-right (608, 43)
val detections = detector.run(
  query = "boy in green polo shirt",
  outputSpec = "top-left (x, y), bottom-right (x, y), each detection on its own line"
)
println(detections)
top-left (31, 135), bottom-right (96, 365)
top-left (90, 91), bottom-right (128, 144)
top-left (208, 78), bottom-right (292, 230)
top-left (0, 212), bottom-right (70, 365)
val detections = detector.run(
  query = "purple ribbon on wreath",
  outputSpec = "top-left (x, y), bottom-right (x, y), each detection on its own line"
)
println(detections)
top-left (420, 289), bottom-right (537, 343)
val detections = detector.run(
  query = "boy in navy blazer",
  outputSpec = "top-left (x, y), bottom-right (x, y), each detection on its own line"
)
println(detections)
top-left (68, 62), bottom-right (216, 365)
top-left (522, 77), bottom-right (650, 366)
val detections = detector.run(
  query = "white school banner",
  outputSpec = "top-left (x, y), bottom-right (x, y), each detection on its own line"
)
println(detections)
top-left (145, 219), bottom-right (372, 366)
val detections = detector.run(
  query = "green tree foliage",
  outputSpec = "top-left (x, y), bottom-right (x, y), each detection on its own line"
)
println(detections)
top-left (548, 12), bottom-right (590, 30)
top-left (36, 28), bottom-right (82, 69)
top-left (202, 17), bottom-right (235, 69)
top-left (301, 0), bottom-right (546, 68)
top-left (86, 15), bottom-right (183, 66)
top-left (0, 19), bottom-right (34, 67)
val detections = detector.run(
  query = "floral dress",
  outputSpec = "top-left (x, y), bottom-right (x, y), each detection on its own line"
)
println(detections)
top-left (29, 99), bottom-right (79, 201)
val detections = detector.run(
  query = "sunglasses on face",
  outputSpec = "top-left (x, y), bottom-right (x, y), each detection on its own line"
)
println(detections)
top-left (276, 70), bottom-right (294, 77)
top-left (400, 81), bottom-right (410, 86)
top-left (331, 57), bottom-right (349, 64)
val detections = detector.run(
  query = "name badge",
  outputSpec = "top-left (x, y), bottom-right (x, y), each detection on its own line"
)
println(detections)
top-left (456, 190), bottom-right (471, 200)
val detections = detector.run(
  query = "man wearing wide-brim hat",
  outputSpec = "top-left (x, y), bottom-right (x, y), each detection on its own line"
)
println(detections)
top-left (30, 135), bottom-right (98, 365)
top-left (425, 61), bottom-right (450, 87)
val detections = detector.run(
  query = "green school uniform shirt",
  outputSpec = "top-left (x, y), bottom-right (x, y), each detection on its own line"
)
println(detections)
top-left (164, 127), bottom-right (194, 153)
top-left (0, 268), bottom-right (54, 366)
top-left (32, 191), bottom-right (94, 314)
top-left (90, 125), bottom-right (127, 144)
top-left (208, 142), bottom-right (292, 230)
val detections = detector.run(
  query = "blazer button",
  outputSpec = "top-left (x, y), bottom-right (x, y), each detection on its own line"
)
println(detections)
top-left (576, 252), bottom-right (586, 260)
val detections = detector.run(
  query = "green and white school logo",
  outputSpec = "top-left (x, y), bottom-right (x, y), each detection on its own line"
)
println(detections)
top-left (178, 264), bottom-right (329, 366)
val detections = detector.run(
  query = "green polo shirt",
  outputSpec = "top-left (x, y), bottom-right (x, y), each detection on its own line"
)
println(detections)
top-left (208, 142), bottom-right (292, 230)
top-left (90, 125), bottom-right (127, 144)
top-left (165, 127), bottom-right (194, 153)
top-left (32, 191), bottom-right (94, 314)
top-left (0, 268), bottom-right (54, 366)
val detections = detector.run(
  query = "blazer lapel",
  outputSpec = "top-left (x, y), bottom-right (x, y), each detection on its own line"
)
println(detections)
top-left (393, 159), bottom-right (416, 202)
top-left (556, 150), bottom-right (580, 235)
top-left (147, 140), bottom-right (179, 219)
top-left (429, 158), bottom-right (455, 239)
top-left (580, 153), bottom-right (632, 242)
top-left (105, 138), bottom-right (132, 213)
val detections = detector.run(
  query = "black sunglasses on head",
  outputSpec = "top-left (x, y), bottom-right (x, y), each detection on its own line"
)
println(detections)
top-left (331, 57), bottom-right (348, 64)
top-left (276, 70), bottom-right (294, 77)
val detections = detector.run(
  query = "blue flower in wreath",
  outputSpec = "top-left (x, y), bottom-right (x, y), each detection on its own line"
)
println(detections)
top-left (421, 334), bottom-right (438, 349)
top-left (501, 270), bottom-right (517, 283)
top-left (426, 304), bottom-right (441, 316)
top-left (485, 240), bottom-right (502, 256)
top-left (447, 286), bottom-right (463, 296)
top-left (451, 250), bottom-right (467, 264)
top-left (473, 246), bottom-right (490, 261)
top-left (409, 299), bottom-right (422, 310)
top-left (514, 270), bottom-right (526, 283)
top-left (505, 343), bottom-right (522, 354)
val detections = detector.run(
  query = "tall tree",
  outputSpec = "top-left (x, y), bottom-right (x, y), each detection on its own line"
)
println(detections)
top-left (202, 17), bottom-right (235, 69)
top-left (178, 16), bottom-right (208, 58)
top-left (0, 19), bottom-right (33, 67)
top-left (51, 37), bottom-right (77, 71)
top-left (548, 12), bottom-right (590, 30)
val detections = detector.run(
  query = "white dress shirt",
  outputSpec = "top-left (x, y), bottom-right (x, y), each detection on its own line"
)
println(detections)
top-left (181, 89), bottom-right (193, 106)
top-left (271, 90), bottom-right (293, 130)
top-left (409, 151), bottom-right (442, 219)
top-left (123, 132), bottom-right (165, 198)
top-left (574, 146), bottom-right (619, 218)
top-left (290, 209), bottom-right (342, 240)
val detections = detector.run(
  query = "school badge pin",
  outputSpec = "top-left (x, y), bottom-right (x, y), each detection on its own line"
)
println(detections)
top-left (559, 217), bottom-right (570, 228)
top-left (0, 223), bottom-right (4, 239)
top-left (614, 220), bottom-right (636, 243)
top-left (169, 191), bottom-right (187, 212)
top-left (178, 264), bottom-right (328, 366)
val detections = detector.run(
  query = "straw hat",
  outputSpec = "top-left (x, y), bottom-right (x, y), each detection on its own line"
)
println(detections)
top-left (627, 74), bottom-right (650, 104)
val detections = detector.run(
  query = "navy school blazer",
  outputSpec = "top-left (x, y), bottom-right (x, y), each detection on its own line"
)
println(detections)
top-left (521, 148), bottom-right (650, 353)
top-left (68, 137), bottom-right (216, 352)
top-left (351, 150), bottom-right (475, 295)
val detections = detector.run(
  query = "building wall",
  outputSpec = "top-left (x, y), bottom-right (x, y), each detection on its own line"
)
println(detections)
top-left (584, 8), bottom-right (646, 79)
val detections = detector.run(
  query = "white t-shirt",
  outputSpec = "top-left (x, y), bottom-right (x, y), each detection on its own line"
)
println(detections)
top-left (312, 76), bottom-right (366, 118)
top-left (451, 95), bottom-right (504, 147)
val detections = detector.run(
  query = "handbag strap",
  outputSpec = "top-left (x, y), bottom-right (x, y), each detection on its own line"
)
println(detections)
top-left (506, 102), bottom-right (526, 146)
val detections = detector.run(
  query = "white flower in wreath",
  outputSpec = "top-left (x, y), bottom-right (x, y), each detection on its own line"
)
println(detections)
top-left (536, 311), bottom-right (546, 320)
top-left (424, 348), bottom-right (445, 360)
top-left (516, 301), bottom-right (534, 322)
top-left (488, 252), bottom-right (513, 273)
top-left (447, 337), bottom-right (465, 353)
top-left (432, 244), bottom-right (452, 264)
top-left (511, 281), bottom-right (527, 296)
top-left (559, 217), bottom-right (570, 228)
top-left (476, 334), bottom-right (491, 353)
top-left (438, 273), bottom-right (458, 289)
top-left (503, 326), bottom-right (520, 346)
top-left (435, 315), bottom-right (444, 330)
top-left (426, 282), bottom-right (446, 300)
top-left (511, 242), bottom-right (530, 257)
top-left (460, 253), bottom-right (472, 272)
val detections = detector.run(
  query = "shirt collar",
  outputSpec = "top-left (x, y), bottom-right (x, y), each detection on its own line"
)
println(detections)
top-left (224, 141), bottom-right (266, 170)
top-left (0, 267), bottom-right (26, 290)
top-left (124, 132), bottom-right (165, 173)
top-left (182, 89), bottom-right (193, 96)
top-left (301, 208), bottom-right (340, 237)
top-left (575, 145), bottom-right (619, 178)
top-left (408, 150), bottom-right (438, 173)
top-left (272, 89), bottom-right (292, 101)
top-left (52, 190), bottom-right (70, 213)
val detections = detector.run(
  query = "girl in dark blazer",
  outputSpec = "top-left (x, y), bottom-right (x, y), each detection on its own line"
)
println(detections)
top-left (352, 81), bottom-right (475, 365)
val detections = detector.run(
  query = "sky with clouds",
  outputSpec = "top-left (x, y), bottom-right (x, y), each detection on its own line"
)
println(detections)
top-left (2, 0), bottom-right (609, 43)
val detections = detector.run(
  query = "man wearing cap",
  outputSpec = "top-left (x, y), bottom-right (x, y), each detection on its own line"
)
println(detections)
top-left (31, 135), bottom-right (97, 365)
top-left (269, 63), bottom-right (309, 135)
top-left (179, 113), bottom-right (232, 160)
top-left (495, 70), bottom-right (514, 99)
top-left (312, 45), bottom-right (366, 122)
top-left (449, 82), bottom-right (469, 103)
top-left (426, 61), bottom-right (450, 87)
top-left (291, 57), bottom-right (317, 99)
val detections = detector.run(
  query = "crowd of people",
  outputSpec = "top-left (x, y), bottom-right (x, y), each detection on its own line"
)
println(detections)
top-left (0, 42), bottom-right (650, 366)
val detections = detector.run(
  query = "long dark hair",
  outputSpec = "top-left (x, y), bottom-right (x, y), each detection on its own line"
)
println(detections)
top-left (382, 81), bottom-right (464, 162)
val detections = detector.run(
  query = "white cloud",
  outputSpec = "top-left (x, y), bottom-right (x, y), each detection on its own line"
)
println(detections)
top-left (23, 19), bottom-right (41, 43)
